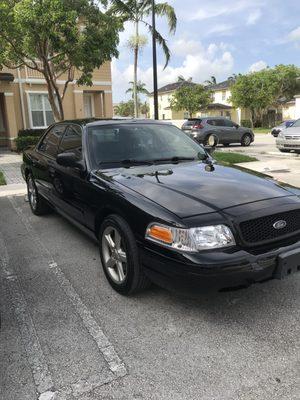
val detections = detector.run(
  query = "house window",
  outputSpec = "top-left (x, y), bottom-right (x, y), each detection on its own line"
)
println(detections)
top-left (29, 93), bottom-right (55, 128)
top-left (222, 90), bottom-right (226, 101)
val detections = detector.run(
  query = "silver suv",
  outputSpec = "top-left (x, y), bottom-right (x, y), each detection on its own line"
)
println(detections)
top-left (181, 117), bottom-right (255, 147)
top-left (276, 118), bottom-right (300, 153)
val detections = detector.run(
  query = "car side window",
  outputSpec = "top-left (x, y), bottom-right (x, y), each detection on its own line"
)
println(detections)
top-left (39, 125), bottom-right (66, 157)
top-left (207, 119), bottom-right (217, 126)
top-left (58, 125), bottom-right (82, 159)
top-left (223, 119), bottom-right (235, 127)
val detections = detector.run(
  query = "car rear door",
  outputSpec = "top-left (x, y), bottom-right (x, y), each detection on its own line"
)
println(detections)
top-left (33, 124), bottom-right (67, 202)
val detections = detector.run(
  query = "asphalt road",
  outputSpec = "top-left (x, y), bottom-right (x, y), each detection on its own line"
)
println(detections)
top-left (1, 195), bottom-right (299, 400)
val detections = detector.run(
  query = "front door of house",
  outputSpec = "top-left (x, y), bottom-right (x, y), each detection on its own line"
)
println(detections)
top-left (83, 94), bottom-right (94, 118)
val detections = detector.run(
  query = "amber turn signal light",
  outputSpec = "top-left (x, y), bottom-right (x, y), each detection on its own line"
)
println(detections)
top-left (147, 225), bottom-right (173, 244)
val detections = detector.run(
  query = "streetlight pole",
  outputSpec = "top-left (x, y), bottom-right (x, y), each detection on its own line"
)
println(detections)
top-left (152, 0), bottom-right (159, 120)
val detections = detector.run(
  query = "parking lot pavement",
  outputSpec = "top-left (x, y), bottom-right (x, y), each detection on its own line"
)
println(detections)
top-left (1, 195), bottom-right (300, 400)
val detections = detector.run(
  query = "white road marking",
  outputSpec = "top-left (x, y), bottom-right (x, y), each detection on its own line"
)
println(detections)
top-left (8, 196), bottom-right (127, 381)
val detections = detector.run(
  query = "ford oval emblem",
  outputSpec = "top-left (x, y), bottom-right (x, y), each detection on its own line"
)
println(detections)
top-left (273, 220), bottom-right (287, 230)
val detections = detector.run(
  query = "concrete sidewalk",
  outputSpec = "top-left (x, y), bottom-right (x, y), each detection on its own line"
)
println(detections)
top-left (0, 150), bottom-right (26, 196)
top-left (237, 159), bottom-right (300, 188)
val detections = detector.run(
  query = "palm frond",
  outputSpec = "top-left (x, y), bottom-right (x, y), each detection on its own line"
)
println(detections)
top-left (143, 20), bottom-right (170, 69)
top-left (142, 1), bottom-right (177, 34)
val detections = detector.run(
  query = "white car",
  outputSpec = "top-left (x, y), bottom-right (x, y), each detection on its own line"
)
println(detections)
top-left (276, 118), bottom-right (300, 153)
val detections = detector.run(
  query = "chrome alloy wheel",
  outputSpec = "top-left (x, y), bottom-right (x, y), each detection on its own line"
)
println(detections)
top-left (102, 226), bottom-right (128, 284)
top-left (243, 135), bottom-right (251, 146)
top-left (28, 176), bottom-right (37, 210)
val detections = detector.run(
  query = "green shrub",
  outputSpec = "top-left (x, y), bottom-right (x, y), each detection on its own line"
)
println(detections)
top-left (241, 119), bottom-right (252, 128)
top-left (15, 136), bottom-right (40, 152)
top-left (17, 128), bottom-right (46, 138)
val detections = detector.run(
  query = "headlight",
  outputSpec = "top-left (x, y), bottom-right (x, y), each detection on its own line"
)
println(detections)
top-left (145, 223), bottom-right (236, 251)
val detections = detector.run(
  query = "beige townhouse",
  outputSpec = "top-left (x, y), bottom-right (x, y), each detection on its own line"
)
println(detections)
top-left (0, 62), bottom-right (113, 148)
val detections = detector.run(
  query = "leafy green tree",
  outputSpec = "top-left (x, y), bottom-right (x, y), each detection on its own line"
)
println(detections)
top-left (230, 65), bottom-right (300, 127)
top-left (0, 0), bottom-right (122, 121)
top-left (111, 0), bottom-right (177, 118)
top-left (170, 84), bottom-right (211, 118)
top-left (114, 100), bottom-right (135, 117)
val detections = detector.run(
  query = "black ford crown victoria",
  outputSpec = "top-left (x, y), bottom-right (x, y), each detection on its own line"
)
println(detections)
top-left (21, 119), bottom-right (300, 295)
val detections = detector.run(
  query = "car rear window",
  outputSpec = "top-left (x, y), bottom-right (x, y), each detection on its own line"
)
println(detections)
top-left (185, 119), bottom-right (202, 126)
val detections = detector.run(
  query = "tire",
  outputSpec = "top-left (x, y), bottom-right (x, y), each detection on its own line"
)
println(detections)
top-left (204, 133), bottom-right (219, 147)
top-left (27, 174), bottom-right (51, 216)
top-left (241, 133), bottom-right (252, 147)
top-left (223, 143), bottom-right (230, 147)
top-left (279, 149), bottom-right (291, 153)
top-left (99, 214), bottom-right (151, 295)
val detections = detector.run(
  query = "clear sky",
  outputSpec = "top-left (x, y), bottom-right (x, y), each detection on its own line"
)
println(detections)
top-left (112, 0), bottom-right (300, 103)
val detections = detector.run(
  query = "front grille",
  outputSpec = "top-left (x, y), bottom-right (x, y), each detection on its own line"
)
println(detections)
top-left (285, 136), bottom-right (300, 140)
top-left (239, 209), bottom-right (300, 244)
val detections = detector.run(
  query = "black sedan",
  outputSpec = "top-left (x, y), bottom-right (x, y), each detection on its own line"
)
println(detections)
top-left (21, 119), bottom-right (300, 295)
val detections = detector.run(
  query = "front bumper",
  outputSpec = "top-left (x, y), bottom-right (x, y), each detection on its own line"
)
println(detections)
top-left (139, 238), bottom-right (300, 292)
top-left (276, 138), bottom-right (300, 151)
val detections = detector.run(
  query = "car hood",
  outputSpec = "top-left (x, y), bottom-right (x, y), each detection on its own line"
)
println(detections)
top-left (283, 127), bottom-right (300, 135)
top-left (97, 162), bottom-right (300, 218)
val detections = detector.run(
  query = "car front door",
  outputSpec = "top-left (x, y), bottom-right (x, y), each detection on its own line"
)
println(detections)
top-left (50, 124), bottom-right (88, 224)
top-left (33, 124), bottom-right (67, 202)
top-left (219, 119), bottom-right (239, 143)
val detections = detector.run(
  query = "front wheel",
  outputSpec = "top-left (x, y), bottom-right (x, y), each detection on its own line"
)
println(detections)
top-left (99, 215), bottom-right (151, 295)
top-left (241, 133), bottom-right (252, 147)
top-left (27, 174), bottom-right (51, 215)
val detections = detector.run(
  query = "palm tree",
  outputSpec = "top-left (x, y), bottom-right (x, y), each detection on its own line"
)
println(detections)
top-left (177, 75), bottom-right (192, 83)
top-left (126, 80), bottom-right (149, 99)
top-left (111, 0), bottom-right (177, 118)
top-left (204, 76), bottom-right (217, 86)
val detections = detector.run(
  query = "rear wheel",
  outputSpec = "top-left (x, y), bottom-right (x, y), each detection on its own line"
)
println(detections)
top-left (204, 133), bottom-right (219, 147)
top-left (99, 214), bottom-right (151, 295)
top-left (241, 133), bottom-right (252, 147)
top-left (27, 174), bottom-right (51, 215)
top-left (279, 149), bottom-right (291, 153)
top-left (223, 143), bottom-right (230, 147)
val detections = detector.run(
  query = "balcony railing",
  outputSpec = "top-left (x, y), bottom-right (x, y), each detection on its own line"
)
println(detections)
top-left (25, 61), bottom-right (44, 79)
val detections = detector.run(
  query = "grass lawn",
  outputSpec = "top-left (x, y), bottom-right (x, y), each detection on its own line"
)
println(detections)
top-left (0, 171), bottom-right (6, 185)
top-left (253, 128), bottom-right (270, 134)
top-left (213, 152), bottom-right (258, 165)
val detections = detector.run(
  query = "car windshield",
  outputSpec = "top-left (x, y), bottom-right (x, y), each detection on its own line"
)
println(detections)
top-left (87, 123), bottom-right (207, 168)
top-left (291, 119), bottom-right (300, 128)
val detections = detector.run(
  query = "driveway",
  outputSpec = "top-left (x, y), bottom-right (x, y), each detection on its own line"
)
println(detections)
top-left (218, 134), bottom-right (300, 187)
top-left (1, 195), bottom-right (299, 400)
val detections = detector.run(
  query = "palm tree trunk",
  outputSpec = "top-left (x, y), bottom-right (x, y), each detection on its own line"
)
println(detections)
top-left (133, 18), bottom-right (139, 118)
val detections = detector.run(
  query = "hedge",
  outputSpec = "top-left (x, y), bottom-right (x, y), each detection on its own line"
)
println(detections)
top-left (241, 119), bottom-right (252, 128)
top-left (17, 128), bottom-right (46, 138)
top-left (14, 128), bottom-right (45, 152)
top-left (15, 135), bottom-right (40, 152)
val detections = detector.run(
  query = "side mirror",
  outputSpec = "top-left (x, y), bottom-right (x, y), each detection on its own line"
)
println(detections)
top-left (56, 152), bottom-right (84, 170)
top-left (235, 123), bottom-right (239, 129)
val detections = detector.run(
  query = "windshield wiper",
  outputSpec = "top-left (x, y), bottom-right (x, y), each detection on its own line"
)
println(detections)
top-left (153, 156), bottom-right (196, 163)
top-left (98, 159), bottom-right (154, 167)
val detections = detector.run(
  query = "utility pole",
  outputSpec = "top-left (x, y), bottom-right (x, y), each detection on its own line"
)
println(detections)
top-left (152, 0), bottom-right (159, 120)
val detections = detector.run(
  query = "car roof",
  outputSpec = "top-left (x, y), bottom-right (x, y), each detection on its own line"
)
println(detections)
top-left (86, 119), bottom-right (172, 127)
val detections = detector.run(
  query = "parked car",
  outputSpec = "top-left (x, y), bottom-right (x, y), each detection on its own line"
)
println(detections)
top-left (181, 117), bottom-right (254, 147)
top-left (22, 119), bottom-right (300, 295)
top-left (276, 118), bottom-right (300, 153)
top-left (271, 120), bottom-right (295, 137)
